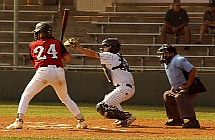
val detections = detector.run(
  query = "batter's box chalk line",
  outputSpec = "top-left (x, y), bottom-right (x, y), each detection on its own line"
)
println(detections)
top-left (25, 121), bottom-right (73, 129)
top-left (90, 126), bottom-right (127, 132)
top-left (2, 129), bottom-right (10, 132)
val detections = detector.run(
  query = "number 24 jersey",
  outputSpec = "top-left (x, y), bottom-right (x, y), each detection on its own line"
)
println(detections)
top-left (29, 37), bottom-right (69, 69)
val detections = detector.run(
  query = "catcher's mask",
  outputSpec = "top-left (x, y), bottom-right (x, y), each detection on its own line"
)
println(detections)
top-left (33, 22), bottom-right (52, 40)
top-left (101, 38), bottom-right (121, 53)
top-left (157, 44), bottom-right (177, 64)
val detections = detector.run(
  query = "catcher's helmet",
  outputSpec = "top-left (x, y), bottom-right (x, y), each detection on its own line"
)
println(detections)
top-left (33, 22), bottom-right (52, 40)
top-left (157, 44), bottom-right (177, 64)
top-left (102, 38), bottom-right (121, 53)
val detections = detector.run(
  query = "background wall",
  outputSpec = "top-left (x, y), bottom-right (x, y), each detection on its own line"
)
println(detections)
top-left (73, 0), bottom-right (112, 12)
top-left (0, 71), bottom-right (213, 106)
top-left (1, 0), bottom-right (72, 5)
top-left (113, 0), bottom-right (207, 3)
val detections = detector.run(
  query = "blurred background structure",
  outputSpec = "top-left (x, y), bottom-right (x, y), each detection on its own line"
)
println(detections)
top-left (0, 0), bottom-right (214, 105)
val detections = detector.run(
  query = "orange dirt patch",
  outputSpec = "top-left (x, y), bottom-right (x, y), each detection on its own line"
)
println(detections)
top-left (1, 116), bottom-right (215, 139)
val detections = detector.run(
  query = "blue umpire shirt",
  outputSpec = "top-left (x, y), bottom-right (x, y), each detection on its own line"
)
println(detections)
top-left (164, 54), bottom-right (194, 90)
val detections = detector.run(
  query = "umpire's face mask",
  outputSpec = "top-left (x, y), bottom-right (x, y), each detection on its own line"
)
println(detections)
top-left (160, 52), bottom-right (173, 64)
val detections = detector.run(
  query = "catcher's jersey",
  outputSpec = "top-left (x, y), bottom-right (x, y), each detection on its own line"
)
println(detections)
top-left (99, 52), bottom-right (134, 86)
top-left (29, 37), bottom-right (68, 69)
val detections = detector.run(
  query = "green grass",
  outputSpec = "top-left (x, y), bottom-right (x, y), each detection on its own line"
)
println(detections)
top-left (1, 101), bottom-right (215, 120)
top-left (1, 101), bottom-right (215, 140)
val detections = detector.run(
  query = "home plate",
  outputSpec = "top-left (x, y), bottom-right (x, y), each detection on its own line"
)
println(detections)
top-left (26, 122), bottom-right (73, 129)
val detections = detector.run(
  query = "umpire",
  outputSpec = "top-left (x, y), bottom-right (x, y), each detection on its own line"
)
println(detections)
top-left (157, 44), bottom-right (200, 128)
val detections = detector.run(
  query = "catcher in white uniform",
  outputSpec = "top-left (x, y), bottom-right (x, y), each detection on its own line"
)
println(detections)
top-left (64, 38), bottom-right (136, 126)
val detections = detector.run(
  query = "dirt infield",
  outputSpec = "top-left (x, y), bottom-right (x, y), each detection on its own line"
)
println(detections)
top-left (1, 116), bottom-right (215, 139)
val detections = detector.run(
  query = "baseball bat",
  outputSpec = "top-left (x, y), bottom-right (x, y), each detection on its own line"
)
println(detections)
top-left (60, 8), bottom-right (70, 43)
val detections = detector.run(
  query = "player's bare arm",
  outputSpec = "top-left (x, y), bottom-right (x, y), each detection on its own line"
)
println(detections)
top-left (64, 38), bottom-right (100, 59)
top-left (75, 46), bottom-right (100, 59)
top-left (62, 54), bottom-right (71, 63)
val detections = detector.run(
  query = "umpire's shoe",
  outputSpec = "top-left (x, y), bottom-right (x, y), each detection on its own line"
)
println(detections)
top-left (6, 118), bottom-right (23, 129)
top-left (182, 119), bottom-right (200, 128)
top-left (165, 119), bottom-right (184, 126)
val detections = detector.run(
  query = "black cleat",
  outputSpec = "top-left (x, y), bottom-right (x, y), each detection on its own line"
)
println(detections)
top-left (182, 120), bottom-right (200, 128)
top-left (165, 119), bottom-right (184, 126)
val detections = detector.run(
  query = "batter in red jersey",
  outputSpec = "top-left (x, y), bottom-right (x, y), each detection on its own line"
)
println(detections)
top-left (6, 22), bottom-right (87, 129)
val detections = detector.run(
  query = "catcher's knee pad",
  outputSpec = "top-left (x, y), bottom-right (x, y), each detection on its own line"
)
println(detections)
top-left (96, 102), bottom-right (106, 116)
top-left (96, 102), bottom-right (131, 120)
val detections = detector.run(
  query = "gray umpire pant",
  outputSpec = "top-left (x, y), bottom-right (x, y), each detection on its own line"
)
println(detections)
top-left (163, 89), bottom-right (199, 119)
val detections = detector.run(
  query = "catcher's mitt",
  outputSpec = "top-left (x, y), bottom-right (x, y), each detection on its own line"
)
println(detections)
top-left (64, 38), bottom-right (79, 49)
